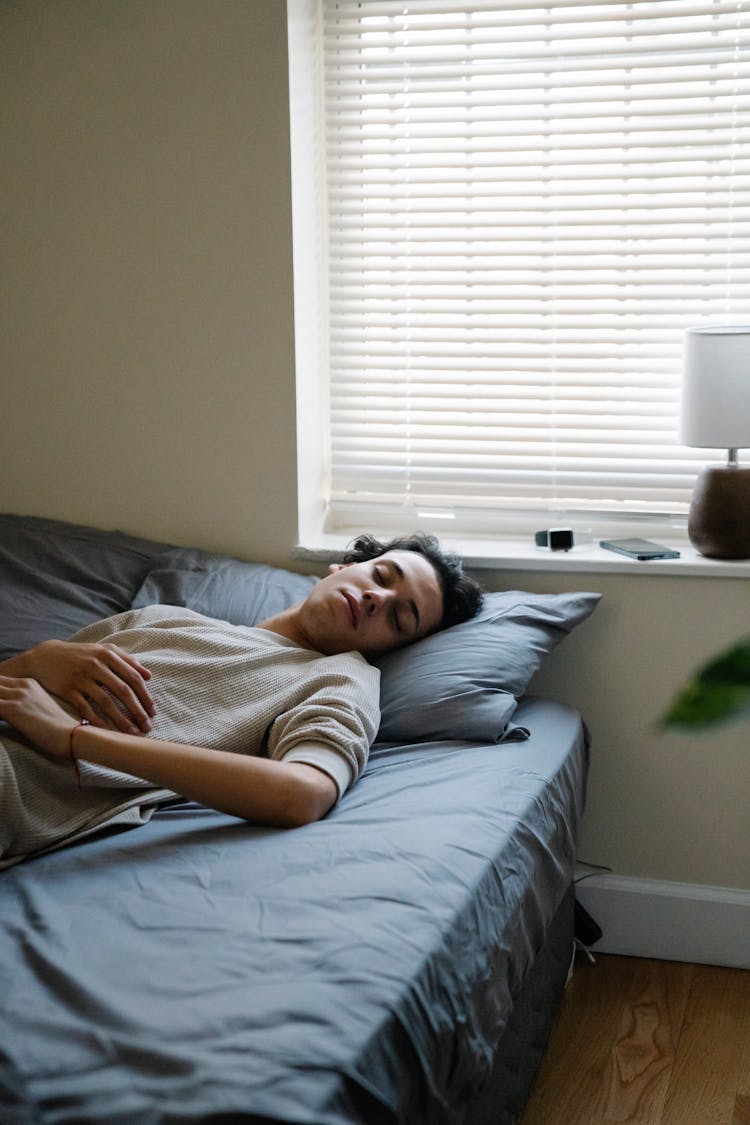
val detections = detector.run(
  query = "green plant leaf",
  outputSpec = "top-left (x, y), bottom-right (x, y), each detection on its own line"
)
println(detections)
top-left (660, 639), bottom-right (750, 730)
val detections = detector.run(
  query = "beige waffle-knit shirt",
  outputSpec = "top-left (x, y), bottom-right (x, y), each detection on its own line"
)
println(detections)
top-left (0, 605), bottom-right (380, 867)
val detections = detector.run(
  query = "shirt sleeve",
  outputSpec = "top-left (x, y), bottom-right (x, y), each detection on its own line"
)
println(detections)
top-left (265, 657), bottom-right (380, 801)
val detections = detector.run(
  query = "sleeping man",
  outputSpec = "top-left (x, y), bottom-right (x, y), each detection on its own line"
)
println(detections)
top-left (0, 533), bottom-right (483, 866)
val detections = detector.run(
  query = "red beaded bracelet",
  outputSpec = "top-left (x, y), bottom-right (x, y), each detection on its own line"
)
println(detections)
top-left (68, 719), bottom-right (91, 788)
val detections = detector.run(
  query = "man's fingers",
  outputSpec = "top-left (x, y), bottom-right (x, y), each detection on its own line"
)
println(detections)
top-left (68, 691), bottom-right (114, 731)
top-left (89, 681), bottom-right (152, 734)
top-left (70, 681), bottom-right (152, 733)
top-left (104, 644), bottom-right (153, 683)
top-left (95, 651), bottom-right (156, 724)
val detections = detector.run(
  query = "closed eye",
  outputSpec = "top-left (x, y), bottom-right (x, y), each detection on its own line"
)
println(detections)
top-left (377, 559), bottom-right (420, 635)
top-left (389, 560), bottom-right (420, 634)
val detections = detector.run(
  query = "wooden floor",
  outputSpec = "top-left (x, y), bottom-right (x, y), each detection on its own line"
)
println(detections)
top-left (520, 953), bottom-right (750, 1125)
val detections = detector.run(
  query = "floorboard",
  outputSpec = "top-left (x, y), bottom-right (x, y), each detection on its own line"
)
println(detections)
top-left (520, 954), bottom-right (750, 1125)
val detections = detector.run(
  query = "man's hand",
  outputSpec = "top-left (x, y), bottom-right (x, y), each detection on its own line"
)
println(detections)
top-left (0, 675), bottom-right (77, 759)
top-left (21, 640), bottom-right (155, 734)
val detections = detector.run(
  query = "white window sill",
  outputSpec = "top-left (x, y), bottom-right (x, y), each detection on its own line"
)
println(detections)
top-left (295, 534), bottom-right (750, 578)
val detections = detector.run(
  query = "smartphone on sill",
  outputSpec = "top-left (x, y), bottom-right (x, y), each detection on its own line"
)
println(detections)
top-left (600, 538), bottom-right (681, 561)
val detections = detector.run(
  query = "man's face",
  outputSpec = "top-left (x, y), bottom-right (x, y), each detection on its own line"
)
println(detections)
top-left (298, 550), bottom-right (444, 658)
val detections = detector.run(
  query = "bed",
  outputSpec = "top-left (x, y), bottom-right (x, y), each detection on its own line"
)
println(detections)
top-left (0, 514), bottom-right (599, 1125)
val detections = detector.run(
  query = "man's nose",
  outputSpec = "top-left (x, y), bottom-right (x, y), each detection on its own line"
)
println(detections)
top-left (362, 587), bottom-right (392, 613)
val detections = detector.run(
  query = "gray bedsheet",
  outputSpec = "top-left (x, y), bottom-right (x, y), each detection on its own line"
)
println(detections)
top-left (0, 696), bottom-right (587, 1125)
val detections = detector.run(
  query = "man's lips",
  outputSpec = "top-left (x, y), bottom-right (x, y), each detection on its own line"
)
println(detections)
top-left (342, 591), bottom-right (360, 627)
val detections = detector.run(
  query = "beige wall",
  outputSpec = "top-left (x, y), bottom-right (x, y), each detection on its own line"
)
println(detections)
top-left (481, 568), bottom-right (750, 890)
top-left (2, 2), bottom-right (748, 891)
top-left (1, 0), bottom-right (298, 562)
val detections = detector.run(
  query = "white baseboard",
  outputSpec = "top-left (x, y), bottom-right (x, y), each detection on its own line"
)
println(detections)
top-left (575, 874), bottom-right (750, 969)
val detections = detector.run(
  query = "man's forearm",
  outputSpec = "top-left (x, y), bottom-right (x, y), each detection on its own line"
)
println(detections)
top-left (0, 671), bottom-right (338, 827)
top-left (71, 724), bottom-right (338, 828)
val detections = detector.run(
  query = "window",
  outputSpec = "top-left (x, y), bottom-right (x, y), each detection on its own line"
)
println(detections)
top-left (288, 0), bottom-right (750, 543)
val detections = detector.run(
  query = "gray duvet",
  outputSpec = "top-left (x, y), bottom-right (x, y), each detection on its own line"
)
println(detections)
top-left (0, 698), bottom-right (586, 1125)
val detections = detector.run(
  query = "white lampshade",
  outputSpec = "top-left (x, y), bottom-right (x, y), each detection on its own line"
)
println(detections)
top-left (680, 325), bottom-right (750, 450)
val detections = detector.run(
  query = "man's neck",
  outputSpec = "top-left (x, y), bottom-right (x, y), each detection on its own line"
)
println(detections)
top-left (257, 605), bottom-right (316, 651)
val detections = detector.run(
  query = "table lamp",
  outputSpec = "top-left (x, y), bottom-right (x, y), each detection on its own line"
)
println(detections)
top-left (680, 325), bottom-right (750, 559)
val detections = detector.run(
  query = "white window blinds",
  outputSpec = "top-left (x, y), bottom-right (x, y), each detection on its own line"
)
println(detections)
top-left (308, 0), bottom-right (750, 530)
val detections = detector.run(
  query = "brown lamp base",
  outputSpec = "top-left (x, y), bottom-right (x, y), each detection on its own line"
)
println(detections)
top-left (688, 466), bottom-right (750, 559)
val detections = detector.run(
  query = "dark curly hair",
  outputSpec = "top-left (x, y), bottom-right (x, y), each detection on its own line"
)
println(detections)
top-left (342, 533), bottom-right (484, 632)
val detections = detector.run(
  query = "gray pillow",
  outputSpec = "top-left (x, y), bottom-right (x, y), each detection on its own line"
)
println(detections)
top-left (375, 590), bottom-right (601, 743)
top-left (0, 514), bottom-right (175, 659)
top-left (133, 548), bottom-right (318, 625)
top-left (134, 554), bottom-right (599, 745)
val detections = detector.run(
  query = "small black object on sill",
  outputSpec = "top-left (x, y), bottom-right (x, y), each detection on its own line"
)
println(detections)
top-left (534, 528), bottom-right (575, 552)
